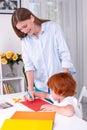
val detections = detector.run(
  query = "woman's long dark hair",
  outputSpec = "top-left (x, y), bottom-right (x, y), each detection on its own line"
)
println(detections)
top-left (11, 8), bottom-right (49, 39)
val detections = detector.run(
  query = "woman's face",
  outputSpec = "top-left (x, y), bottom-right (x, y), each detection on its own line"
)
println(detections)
top-left (16, 15), bottom-right (35, 36)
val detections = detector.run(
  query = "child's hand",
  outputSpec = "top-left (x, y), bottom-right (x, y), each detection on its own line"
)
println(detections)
top-left (23, 94), bottom-right (33, 101)
top-left (23, 90), bottom-right (35, 101)
top-left (40, 104), bottom-right (55, 111)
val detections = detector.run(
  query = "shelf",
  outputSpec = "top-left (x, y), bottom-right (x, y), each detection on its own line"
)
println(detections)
top-left (0, 76), bottom-right (24, 81)
top-left (0, 58), bottom-right (25, 95)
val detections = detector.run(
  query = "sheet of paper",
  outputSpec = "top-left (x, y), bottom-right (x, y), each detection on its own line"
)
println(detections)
top-left (20, 98), bottom-right (50, 111)
top-left (11, 111), bottom-right (55, 120)
top-left (1, 119), bottom-right (53, 130)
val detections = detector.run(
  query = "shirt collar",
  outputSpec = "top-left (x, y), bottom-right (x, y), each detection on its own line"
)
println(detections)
top-left (41, 22), bottom-right (47, 34)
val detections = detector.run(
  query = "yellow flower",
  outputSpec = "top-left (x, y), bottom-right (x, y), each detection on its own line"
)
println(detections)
top-left (1, 58), bottom-right (8, 64)
top-left (0, 51), bottom-right (23, 65)
top-left (12, 54), bottom-right (18, 61)
top-left (0, 53), bottom-right (6, 57)
top-left (6, 51), bottom-right (13, 59)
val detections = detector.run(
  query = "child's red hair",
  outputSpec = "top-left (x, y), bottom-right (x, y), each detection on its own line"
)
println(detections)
top-left (47, 73), bottom-right (76, 97)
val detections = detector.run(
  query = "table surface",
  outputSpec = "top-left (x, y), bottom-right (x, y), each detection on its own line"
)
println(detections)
top-left (0, 92), bottom-right (87, 130)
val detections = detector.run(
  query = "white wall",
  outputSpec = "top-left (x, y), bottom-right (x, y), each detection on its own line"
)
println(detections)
top-left (0, 0), bottom-right (30, 53)
top-left (0, 14), bottom-right (21, 53)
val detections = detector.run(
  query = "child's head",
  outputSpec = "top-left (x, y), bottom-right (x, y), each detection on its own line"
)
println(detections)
top-left (47, 73), bottom-right (76, 97)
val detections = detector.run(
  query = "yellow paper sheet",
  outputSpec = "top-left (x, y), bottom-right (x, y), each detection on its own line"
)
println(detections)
top-left (1, 119), bottom-right (53, 130)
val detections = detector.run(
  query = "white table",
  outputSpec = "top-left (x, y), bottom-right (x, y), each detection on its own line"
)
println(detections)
top-left (0, 92), bottom-right (87, 130)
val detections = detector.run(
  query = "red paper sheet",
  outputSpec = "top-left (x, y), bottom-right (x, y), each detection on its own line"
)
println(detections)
top-left (20, 98), bottom-right (50, 111)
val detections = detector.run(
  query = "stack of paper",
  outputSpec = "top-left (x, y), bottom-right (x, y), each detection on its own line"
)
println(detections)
top-left (1, 111), bottom-right (55, 130)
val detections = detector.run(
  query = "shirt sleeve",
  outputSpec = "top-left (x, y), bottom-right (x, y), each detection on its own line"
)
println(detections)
top-left (54, 23), bottom-right (76, 74)
top-left (57, 96), bottom-right (82, 118)
top-left (21, 38), bottom-right (35, 72)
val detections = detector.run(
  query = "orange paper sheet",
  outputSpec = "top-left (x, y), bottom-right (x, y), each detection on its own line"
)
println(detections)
top-left (11, 111), bottom-right (55, 120)
top-left (20, 98), bottom-right (50, 111)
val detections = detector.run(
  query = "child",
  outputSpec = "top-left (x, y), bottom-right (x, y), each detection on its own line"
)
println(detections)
top-left (24, 73), bottom-right (82, 118)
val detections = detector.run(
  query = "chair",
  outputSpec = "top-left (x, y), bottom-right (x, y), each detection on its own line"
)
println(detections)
top-left (78, 86), bottom-right (87, 118)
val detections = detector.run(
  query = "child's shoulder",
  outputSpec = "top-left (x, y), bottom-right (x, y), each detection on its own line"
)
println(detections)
top-left (62, 96), bottom-right (77, 105)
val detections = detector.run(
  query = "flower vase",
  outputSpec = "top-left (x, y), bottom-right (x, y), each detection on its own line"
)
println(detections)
top-left (5, 64), bottom-right (15, 77)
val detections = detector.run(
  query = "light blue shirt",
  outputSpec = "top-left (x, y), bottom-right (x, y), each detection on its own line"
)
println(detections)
top-left (21, 21), bottom-right (76, 92)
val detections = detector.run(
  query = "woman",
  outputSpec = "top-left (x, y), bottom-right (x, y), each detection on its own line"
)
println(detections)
top-left (11, 8), bottom-right (76, 100)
